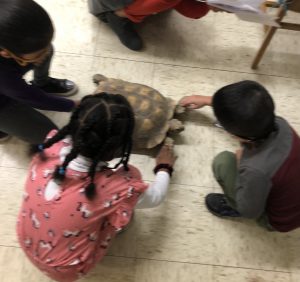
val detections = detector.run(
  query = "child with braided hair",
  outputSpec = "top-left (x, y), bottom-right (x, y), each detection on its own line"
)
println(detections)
top-left (17, 93), bottom-right (176, 282)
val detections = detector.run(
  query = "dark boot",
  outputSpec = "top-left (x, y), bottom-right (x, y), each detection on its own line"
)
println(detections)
top-left (205, 193), bottom-right (241, 218)
top-left (31, 77), bottom-right (78, 97)
top-left (104, 12), bottom-right (143, 51)
top-left (97, 13), bottom-right (109, 23)
top-left (0, 131), bottom-right (10, 142)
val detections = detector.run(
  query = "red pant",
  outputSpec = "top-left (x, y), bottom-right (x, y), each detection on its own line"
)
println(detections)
top-left (124, 0), bottom-right (210, 23)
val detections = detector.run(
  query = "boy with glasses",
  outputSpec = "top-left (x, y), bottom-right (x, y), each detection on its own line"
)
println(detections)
top-left (0, 0), bottom-right (78, 144)
top-left (180, 81), bottom-right (300, 232)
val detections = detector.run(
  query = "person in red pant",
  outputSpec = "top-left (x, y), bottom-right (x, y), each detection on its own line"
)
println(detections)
top-left (88, 0), bottom-right (216, 51)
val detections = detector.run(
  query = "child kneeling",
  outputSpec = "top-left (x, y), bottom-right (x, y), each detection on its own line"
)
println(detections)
top-left (180, 81), bottom-right (300, 232)
top-left (17, 93), bottom-right (175, 282)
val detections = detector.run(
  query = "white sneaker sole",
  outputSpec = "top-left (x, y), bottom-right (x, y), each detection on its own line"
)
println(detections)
top-left (0, 135), bottom-right (11, 143)
top-left (49, 85), bottom-right (79, 97)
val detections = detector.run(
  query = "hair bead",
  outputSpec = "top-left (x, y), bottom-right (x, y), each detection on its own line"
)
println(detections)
top-left (58, 167), bottom-right (65, 175)
top-left (38, 144), bottom-right (44, 151)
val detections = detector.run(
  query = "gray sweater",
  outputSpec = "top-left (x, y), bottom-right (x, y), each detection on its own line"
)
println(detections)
top-left (236, 117), bottom-right (295, 219)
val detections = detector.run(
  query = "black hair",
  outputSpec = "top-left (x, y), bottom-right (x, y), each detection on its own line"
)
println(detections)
top-left (38, 93), bottom-right (135, 200)
top-left (212, 80), bottom-right (276, 141)
top-left (0, 0), bottom-right (54, 54)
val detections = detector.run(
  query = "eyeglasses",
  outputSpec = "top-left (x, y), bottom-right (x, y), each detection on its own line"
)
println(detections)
top-left (6, 46), bottom-right (50, 66)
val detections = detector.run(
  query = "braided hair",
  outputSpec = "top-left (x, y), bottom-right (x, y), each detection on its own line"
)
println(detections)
top-left (38, 93), bottom-right (135, 200)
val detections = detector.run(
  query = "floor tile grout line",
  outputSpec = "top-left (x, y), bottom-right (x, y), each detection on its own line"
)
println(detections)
top-left (54, 51), bottom-right (300, 81)
top-left (0, 165), bottom-right (217, 189)
top-left (0, 246), bottom-right (292, 275)
top-left (106, 254), bottom-right (292, 274)
top-left (0, 165), bottom-right (216, 189)
top-left (144, 179), bottom-right (216, 189)
top-left (0, 166), bottom-right (28, 171)
top-left (0, 245), bottom-right (20, 248)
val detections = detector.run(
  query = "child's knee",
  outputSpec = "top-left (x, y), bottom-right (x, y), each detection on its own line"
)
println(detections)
top-left (212, 151), bottom-right (235, 173)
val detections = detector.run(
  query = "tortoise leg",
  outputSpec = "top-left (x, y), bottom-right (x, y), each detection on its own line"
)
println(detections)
top-left (169, 119), bottom-right (184, 133)
top-left (175, 104), bottom-right (186, 115)
top-left (92, 74), bottom-right (107, 85)
top-left (164, 137), bottom-right (174, 146)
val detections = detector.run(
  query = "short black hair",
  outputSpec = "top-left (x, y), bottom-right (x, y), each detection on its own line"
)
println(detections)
top-left (212, 80), bottom-right (275, 140)
top-left (0, 0), bottom-right (54, 54)
top-left (38, 93), bottom-right (135, 200)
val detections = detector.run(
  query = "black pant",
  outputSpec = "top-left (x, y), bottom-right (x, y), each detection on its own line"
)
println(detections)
top-left (33, 45), bottom-right (54, 86)
top-left (0, 45), bottom-right (58, 144)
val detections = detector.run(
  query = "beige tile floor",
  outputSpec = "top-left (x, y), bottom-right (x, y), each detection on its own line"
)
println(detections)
top-left (1, 1), bottom-right (300, 281)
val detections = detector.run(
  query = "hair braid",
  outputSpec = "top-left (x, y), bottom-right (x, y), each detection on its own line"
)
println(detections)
top-left (103, 94), bottom-right (135, 172)
top-left (37, 104), bottom-right (83, 154)
top-left (81, 102), bottom-right (111, 199)
top-left (36, 92), bottom-right (136, 201)
top-left (40, 125), bottom-right (71, 151)
top-left (84, 136), bottom-right (114, 199)
top-left (53, 147), bottom-right (79, 182)
top-left (85, 159), bottom-right (98, 200)
top-left (120, 103), bottom-right (135, 170)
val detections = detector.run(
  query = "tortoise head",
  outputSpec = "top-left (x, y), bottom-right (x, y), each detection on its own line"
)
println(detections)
top-left (92, 74), bottom-right (108, 85)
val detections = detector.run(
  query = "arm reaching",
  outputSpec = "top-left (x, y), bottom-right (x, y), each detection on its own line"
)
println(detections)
top-left (155, 144), bottom-right (177, 169)
top-left (136, 144), bottom-right (177, 209)
top-left (179, 95), bottom-right (212, 109)
top-left (135, 171), bottom-right (170, 209)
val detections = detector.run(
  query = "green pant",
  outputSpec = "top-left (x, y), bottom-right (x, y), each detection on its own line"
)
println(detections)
top-left (212, 151), bottom-right (274, 231)
top-left (212, 151), bottom-right (238, 209)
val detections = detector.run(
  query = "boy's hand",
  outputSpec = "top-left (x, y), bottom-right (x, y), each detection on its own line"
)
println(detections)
top-left (115, 8), bottom-right (127, 18)
top-left (156, 144), bottom-right (177, 167)
top-left (179, 95), bottom-right (212, 109)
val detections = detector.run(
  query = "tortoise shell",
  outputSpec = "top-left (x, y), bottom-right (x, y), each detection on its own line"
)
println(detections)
top-left (93, 74), bottom-right (177, 148)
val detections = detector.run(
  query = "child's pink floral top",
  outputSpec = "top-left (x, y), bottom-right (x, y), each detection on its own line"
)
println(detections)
top-left (17, 130), bottom-right (148, 281)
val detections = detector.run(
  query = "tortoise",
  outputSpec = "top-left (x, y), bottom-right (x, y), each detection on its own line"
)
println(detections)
top-left (92, 74), bottom-right (185, 148)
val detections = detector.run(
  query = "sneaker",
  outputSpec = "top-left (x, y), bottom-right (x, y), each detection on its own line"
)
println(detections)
top-left (32, 77), bottom-right (78, 97)
top-left (104, 12), bottom-right (143, 51)
top-left (205, 193), bottom-right (241, 218)
top-left (0, 131), bottom-right (10, 142)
